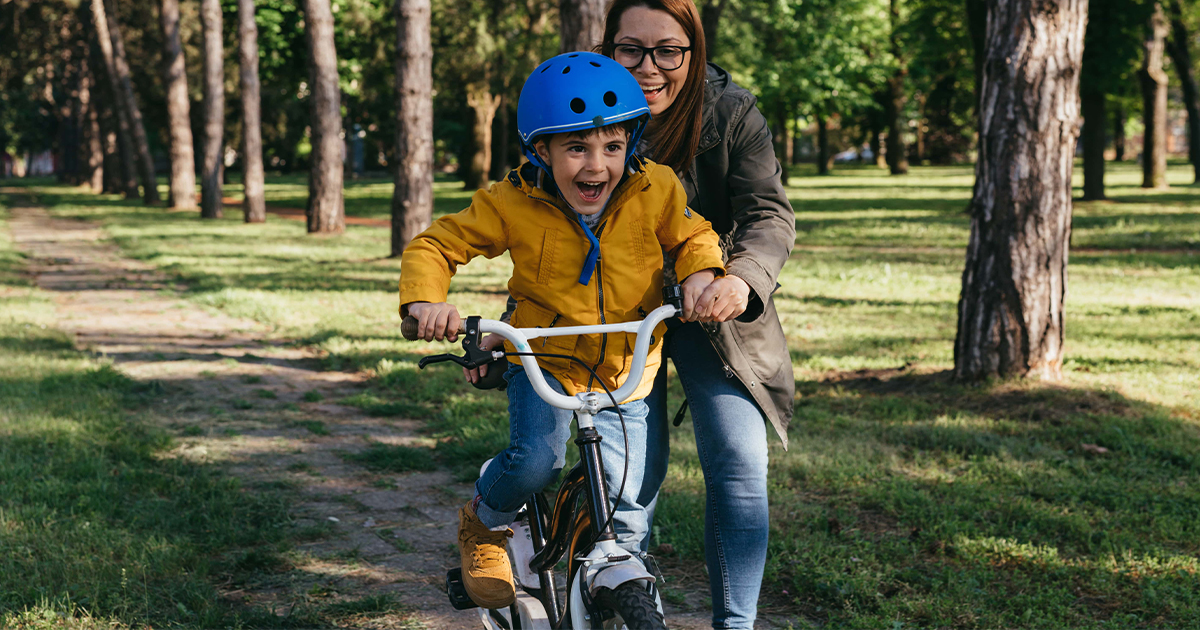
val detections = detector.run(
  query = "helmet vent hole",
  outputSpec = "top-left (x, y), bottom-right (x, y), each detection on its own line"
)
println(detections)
top-left (540, 65), bottom-right (549, 73)
top-left (570, 98), bottom-right (587, 114)
top-left (603, 91), bottom-right (617, 107)
top-left (590, 61), bottom-right (601, 67)
top-left (562, 66), bottom-right (571, 74)
top-left (568, 53), bottom-right (579, 57)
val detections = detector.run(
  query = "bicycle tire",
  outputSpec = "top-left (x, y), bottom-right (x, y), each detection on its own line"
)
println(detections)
top-left (592, 581), bottom-right (666, 630)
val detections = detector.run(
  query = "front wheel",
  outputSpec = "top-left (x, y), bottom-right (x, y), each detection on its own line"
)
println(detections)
top-left (593, 581), bottom-right (666, 630)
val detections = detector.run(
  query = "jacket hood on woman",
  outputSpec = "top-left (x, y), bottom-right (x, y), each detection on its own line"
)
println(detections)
top-left (671, 63), bottom-right (797, 447)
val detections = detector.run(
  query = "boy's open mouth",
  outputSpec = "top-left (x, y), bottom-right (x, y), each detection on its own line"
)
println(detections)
top-left (576, 181), bottom-right (606, 203)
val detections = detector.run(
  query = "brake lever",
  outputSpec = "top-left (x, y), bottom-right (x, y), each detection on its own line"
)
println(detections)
top-left (415, 316), bottom-right (498, 371)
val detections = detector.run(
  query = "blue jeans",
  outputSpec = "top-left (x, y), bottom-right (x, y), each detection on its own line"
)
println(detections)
top-left (474, 363), bottom-right (652, 555)
top-left (638, 322), bottom-right (770, 630)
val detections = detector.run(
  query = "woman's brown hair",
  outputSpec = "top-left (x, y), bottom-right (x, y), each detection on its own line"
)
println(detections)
top-left (600, 0), bottom-right (706, 174)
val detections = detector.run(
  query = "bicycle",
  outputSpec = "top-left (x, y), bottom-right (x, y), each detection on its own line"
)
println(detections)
top-left (401, 287), bottom-right (684, 630)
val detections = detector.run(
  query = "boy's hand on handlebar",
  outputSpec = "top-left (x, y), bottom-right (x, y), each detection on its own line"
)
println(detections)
top-left (692, 274), bottom-right (750, 323)
top-left (680, 269), bottom-right (716, 321)
top-left (464, 333), bottom-right (504, 384)
top-left (405, 301), bottom-right (463, 342)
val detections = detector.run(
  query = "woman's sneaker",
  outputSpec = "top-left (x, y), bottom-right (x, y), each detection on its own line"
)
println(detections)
top-left (458, 501), bottom-right (516, 609)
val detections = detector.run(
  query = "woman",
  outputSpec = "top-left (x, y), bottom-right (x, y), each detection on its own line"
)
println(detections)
top-left (602, 1), bottom-right (796, 628)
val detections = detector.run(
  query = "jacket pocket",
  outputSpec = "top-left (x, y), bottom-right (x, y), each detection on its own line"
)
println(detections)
top-left (537, 228), bottom-right (559, 286)
top-left (514, 300), bottom-right (577, 354)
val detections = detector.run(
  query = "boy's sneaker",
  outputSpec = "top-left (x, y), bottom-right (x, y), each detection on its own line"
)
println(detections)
top-left (458, 501), bottom-right (516, 609)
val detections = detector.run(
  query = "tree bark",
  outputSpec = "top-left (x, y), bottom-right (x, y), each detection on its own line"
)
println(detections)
top-left (391, 0), bottom-right (434, 257)
top-left (954, 0), bottom-right (1086, 382)
top-left (102, 0), bottom-right (159, 204)
top-left (885, 0), bottom-right (909, 175)
top-left (701, 0), bottom-right (727, 61)
top-left (1080, 84), bottom-right (1106, 200)
top-left (79, 56), bottom-right (104, 192)
top-left (200, 0), bottom-right (224, 219)
top-left (774, 105), bottom-right (790, 184)
top-left (816, 110), bottom-right (831, 175)
top-left (464, 83), bottom-right (500, 190)
top-left (303, 0), bottom-right (345, 233)
top-left (90, 0), bottom-right (139, 198)
top-left (160, 0), bottom-right (196, 209)
top-left (1165, 0), bottom-right (1200, 183)
top-left (1113, 102), bottom-right (1126, 161)
top-left (1081, 84), bottom-right (1106, 200)
top-left (238, 0), bottom-right (266, 222)
top-left (559, 0), bottom-right (605, 53)
top-left (1140, 1), bottom-right (1169, 190)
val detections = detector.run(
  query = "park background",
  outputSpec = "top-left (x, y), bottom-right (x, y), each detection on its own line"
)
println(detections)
top-left (2, 0), bottom-right (1200, 628)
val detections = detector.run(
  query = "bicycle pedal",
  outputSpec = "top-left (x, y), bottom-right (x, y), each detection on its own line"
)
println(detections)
top-left (445, 567), bottom-right (479, 610)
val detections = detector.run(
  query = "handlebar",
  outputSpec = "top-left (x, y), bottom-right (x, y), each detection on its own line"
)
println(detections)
top-left (401, 316), bottom-right (464, 341)
top-left (402, 305), bottom-right (679, 412)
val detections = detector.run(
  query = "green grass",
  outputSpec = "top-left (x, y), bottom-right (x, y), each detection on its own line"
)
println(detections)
top-left (4, 159), bottom-right (1200, 627)
top-left (0, 202), bottom-right (292, 627)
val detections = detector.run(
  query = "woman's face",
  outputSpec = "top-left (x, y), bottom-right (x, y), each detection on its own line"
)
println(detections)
top-left (613, 6), bottom-right (691, 117)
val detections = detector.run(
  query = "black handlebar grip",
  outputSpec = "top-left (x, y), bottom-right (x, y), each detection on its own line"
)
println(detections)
top-left (401, 316), bottom-right (468, 341)
top-left (401, 316), bottom-right (420, 340)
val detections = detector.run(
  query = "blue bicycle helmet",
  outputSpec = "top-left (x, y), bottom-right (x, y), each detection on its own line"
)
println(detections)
top-left (517, 51), bottom-right (651, 173)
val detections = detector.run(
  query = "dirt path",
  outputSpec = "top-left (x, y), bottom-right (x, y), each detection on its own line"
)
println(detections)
top-left (6, 201), bottom-right (729, 629)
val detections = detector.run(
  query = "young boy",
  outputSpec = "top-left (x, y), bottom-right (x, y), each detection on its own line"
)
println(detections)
top-left (398, 52), bottom-right (724, 609)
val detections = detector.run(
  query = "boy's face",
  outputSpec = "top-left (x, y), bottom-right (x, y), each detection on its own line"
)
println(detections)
top-left (535, 127), bottom-right (628, 216)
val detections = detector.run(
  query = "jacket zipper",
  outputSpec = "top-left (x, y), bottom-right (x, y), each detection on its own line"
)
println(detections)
top-left (703, 323), bottom-right (736, 379)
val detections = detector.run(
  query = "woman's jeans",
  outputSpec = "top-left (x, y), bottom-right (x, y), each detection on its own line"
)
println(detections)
top-left (638, 322), bottom-right (771, 630)
top-left (474, 363), bottom-right (652, 554)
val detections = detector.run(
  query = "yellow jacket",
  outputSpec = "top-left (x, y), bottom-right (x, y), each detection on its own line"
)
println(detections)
top-left (399, 159), bottom-right (725, 401)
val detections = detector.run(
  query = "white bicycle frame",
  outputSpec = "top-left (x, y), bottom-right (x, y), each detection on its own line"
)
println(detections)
top-left (461, 304), bottom-right (677, 630)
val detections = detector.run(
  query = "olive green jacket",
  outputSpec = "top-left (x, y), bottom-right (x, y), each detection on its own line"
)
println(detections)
top-left (675, 63), bottom-right (796, 447)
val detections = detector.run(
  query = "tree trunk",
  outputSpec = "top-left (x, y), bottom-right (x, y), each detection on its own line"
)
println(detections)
top-left (491, 95), bottom-right (511, 180)
top-left (464, 84), bottom-right (500, 190)
top-left (1140, 1), bottom-right (1169, 190)
top-left (90, 0), bottom-right (139, 198)
top-left (1081, 85), bottom-right (1106, 200)
top-left (1113, 103), bottom-right (1126, 161)
top-left (701, 0), bottom-right (727, 61)
top-left (103, 128), bottom-right (122, 194)
top-left (816, 110), bottom-right (831, 175)
top-left (954, 0), bottom-right (1086, 382)
top-left (238, 0), bottom-right (266, 222)
top-left (102, 0), bottom-right (159, 204)
top-left (559, 0), bottom-right (605, 53)
top-left (870, 130), bottom-right (884, 168)
top-left (1165, 0), bottom-right (1200, 183)
top-left (1080, 85), bottom-right (1106, 200)
top-left (160, 0), bottom-right (196, 209)
top-left (391, 0), bottom-right (434, 257)
top-left (303, 0), bottom-right (345, 233)
top-left (200, 0), bottom-right (224, 219)
top-left (774, 105), bottom-right (790, 185)
top-left (885, 0), bottom-right (909, 175)
top-left (79, 56), bottom-right (104, 192)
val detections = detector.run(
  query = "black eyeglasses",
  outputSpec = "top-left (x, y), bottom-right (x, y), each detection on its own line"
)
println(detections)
top-left (612, 44), bottom-right (692, 71)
